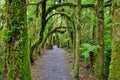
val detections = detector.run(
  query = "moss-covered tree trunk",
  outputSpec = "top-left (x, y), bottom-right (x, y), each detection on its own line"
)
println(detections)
top-left (108, 3), bottom-right (120, 80)
top-left (74, 0), bottom-right (81, 80)
top-left (48, 35), bottom-right (53, 49)
top-left (30, 0), bottom-right (47, 63)
top-left (5, 0), bottom-right (31, 80)
top-left (94, 0), bottom-right (104, 79)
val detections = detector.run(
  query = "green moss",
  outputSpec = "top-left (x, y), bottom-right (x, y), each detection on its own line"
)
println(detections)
top-left (108, 8), bottom-right (120, 80)
top-left (108, 41), bottom-right (120, 80)
top-left (5, 0), bottom-right (32, 80)
top-left (93, 0), bottom-right (104, 79)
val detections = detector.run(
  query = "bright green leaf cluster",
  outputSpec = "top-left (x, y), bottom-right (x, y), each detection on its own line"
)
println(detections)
top-left (0, 67), bottom-right (5, 72)
top-left (80, 43), bottom-right (97, 62)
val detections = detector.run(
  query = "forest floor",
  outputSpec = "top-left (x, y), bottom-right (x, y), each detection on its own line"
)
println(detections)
top-left (65, 50), bottom-right (98, 80)
top-left (31, 46), bottom-right (97, 80)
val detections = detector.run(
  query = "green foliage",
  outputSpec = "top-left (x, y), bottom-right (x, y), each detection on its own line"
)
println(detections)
top-left (82, 0), bottom-right (93, 4)
top-left (0, 67), bottom-right (5, 72)
top-left (104, 7), bottom-right (112, 53)
top-left (105, 34), bottom-right (111, 51)
top-left (80, 43), bottom-right (97, 62)
top-left (0, 30), bottom-right (5, 72)
top-left (0, 54), bottom-right (5, 73)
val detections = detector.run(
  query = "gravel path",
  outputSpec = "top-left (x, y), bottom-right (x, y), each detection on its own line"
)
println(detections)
top-left (38, 46), bottom-right (73, 80)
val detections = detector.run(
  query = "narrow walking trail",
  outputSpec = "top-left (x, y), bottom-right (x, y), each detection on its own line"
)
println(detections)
top-left (31, 46), bottom-right (73, 80)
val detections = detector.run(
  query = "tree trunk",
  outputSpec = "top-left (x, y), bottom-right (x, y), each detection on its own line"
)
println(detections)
top-left (94, 0), bottom-right (104, 79)
top-left (48, 35), bottom-right (53, 49)
top-left (108, 4), bottom-right (120, 80)
top-left (30, 0), bottom-right (47, 63)
top-left (5, 0), bottom-right (31, 80)
top-left (74, 0), bottom-right (81, 80)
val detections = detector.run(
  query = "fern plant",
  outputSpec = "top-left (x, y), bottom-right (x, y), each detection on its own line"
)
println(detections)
top-left (80, 43), bottom-right (97, 62)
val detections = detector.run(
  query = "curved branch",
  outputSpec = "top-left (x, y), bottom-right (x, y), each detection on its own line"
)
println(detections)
top-left (45, 3), bottom-right (76, 17)
top-left (45, 3), bottom-right (95, 17)
top-left (30, 12), bottom-right (75, 56)
top-left (41, 27), bottom-right (67, 47)
top-left (46, 12), bottom-right (75, 30)
top-left (27, 1), bottom-right (43, 17)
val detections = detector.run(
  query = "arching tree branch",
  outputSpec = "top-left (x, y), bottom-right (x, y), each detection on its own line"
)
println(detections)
top-left (45, 3), bottom-right (76, 17)
top-left (46, 12), bottom-right (75, 30)
top-left (41, 27), bottom-right (67, 47)
top-left (45, 3), bottom-right (95, 17)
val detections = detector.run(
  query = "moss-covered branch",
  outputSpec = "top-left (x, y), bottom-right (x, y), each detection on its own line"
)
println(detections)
top-left (46, 12), bottom-right (75, 29)
top-left (45, 3), bottom-right (95, 17)
top-left (41, 27), bottom-right (67, 47)
top-left (30, 0), bottom-right (47, 63)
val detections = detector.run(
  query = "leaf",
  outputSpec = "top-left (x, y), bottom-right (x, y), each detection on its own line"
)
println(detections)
top-left (81, 43), bottom-right (97, 52)
top-left (82, 0), bottom-right (93, 4)
top-left (0, 67), bottom-right (5, 72)
top-left (81, 43), bottom-right (98, 62)
top-left (82, 51), bottom-right (89, 57)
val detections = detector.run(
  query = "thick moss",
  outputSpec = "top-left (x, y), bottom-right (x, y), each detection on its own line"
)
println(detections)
top-left (94, 0), bottom-right (104, 79)
top-left (108, 42), bottom-right (120, 80)
top-left (5, 0), bottom-right (31, 80)
top-left (74, 0), bottom-right (81, 80)
top-left (108, 8), bottom-right (120, 80)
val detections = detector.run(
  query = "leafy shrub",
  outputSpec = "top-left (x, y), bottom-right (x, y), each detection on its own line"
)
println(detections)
top-left (80, 43), bottom-right (97, 62)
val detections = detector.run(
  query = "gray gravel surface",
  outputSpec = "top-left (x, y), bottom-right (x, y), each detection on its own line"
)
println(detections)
top-left (39, 47), bottom-right (73, 80)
